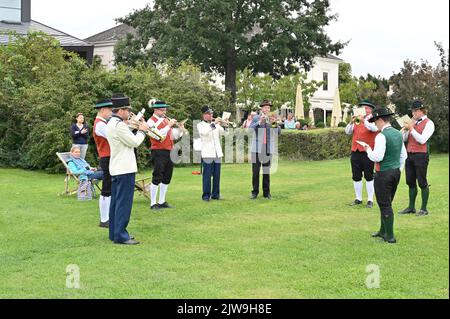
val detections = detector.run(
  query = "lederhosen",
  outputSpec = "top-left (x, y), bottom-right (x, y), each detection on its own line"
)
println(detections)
top-left (149, 115), bottom-right (174, 185)
top-left (93, 117), bottom-right (111, 197)
top-left (405, 118), bottom-right (431, 189)
top-left (350, 121), bottom-right (377, 182)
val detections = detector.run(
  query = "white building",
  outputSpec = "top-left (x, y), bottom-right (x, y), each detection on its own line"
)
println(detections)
top-left (85, 24), bottom-right (136, 70)
top-left (306, 54), bottom-right (343, 125)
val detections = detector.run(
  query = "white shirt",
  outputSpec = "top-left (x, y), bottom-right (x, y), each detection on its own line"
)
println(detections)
top-left (402, 115), bottom-right (435, 145)
top-left (147, 114), bottom-right (184, 140)
top-left (366, 124), bottom-right (408, 170)
top-left (94, 116), bottom-right (108, 138)
top-left (106, 116), bottom-right (146, 176)
top-left (345, 115), bottom-right (378, 135)
top-left (197, 121), bottom-right (228, 158)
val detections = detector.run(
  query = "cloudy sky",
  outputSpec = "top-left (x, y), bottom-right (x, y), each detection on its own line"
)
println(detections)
top-left (31, 0), bottom-right (449, 78)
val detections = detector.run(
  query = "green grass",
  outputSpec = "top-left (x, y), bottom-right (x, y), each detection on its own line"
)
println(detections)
top-left (0, 155), bottom-right (448, 299)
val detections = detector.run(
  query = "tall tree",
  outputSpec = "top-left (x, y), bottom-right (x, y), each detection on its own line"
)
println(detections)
top-left (118, 0), bottom-right (344, 109)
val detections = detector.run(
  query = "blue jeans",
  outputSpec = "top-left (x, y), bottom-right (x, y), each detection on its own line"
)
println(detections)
top-left (202, 158), bottom-right (221, 200)
top-left (109, 173), bottom-right (136, 243)
top-left (88, 170), bottom-right (103, 181)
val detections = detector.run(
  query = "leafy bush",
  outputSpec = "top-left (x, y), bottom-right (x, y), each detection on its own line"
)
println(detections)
top-left (338, 122), bottom-right (347, 128)
top-left (279, 129), bottom-right (351, 160)
top-left (0, 32), bottom-right (228, 171)
top-left (315, 122), bottom-right (325, 128)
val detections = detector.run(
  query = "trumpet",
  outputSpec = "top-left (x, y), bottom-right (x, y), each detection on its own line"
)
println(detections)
top-left (128, 111), bottom-right (165, 142)
top-left (260, 113), bottom-right (278, 128)
top-left (164, 116), bottom-right (189, 133)
top-left (212, 117), bottom-right (237, 128)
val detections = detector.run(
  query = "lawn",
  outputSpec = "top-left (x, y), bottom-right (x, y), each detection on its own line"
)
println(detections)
top-left (0, 155), bottom-right (448, 299)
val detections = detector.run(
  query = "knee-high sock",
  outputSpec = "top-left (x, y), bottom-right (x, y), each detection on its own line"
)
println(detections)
top-left (366, 180), bottom-right (375, 202)
top-left (159, 183), bottom-right (169, 204)
top-left (354, 181), bottom-right (363, 201)
top-left (384, 215), bottom-right (395, 240)
top-left (421, 187), bottom-right (430, 211)
top-left (150, 183), bottom-right (159, 206)
top-left (99, 195), bottom-right (110, 223)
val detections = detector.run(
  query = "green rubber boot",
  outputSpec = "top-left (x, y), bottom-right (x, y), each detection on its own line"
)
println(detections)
top-left (384, 215), bottom-right (396, 244)
top-left (372, 215), bottom-right (386, 239)
top-left (420, 186), bottom-right (430, 212)
top-left (409, 187), bottom-right (418, 209)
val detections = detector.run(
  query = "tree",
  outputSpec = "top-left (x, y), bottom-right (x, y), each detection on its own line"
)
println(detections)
top-left (118, 0), bottom-right (345, 108)
top-left (389, 43), bottom-right (449, 152)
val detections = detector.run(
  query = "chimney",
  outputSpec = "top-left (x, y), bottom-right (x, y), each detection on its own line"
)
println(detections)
top-left (21, 0), bottom-right (31, 22)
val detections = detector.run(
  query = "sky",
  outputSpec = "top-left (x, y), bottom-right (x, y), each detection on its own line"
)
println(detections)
top-left (31, 0), bottom-right (450, 78)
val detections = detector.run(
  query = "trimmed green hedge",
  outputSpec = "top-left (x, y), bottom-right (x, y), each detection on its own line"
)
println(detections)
top-left (278, 129), bottom-right (352, 161)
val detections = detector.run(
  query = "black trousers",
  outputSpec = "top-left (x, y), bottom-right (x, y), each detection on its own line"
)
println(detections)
top-left (151, 149), bottom-right (174, 185)
top-left (99, 156), bottom-right (111, 197)
top-left (405, 152), bottom-right (429, 189)
top-left (351, 150), bottom-right (374, 182)
top-left (374, 169), bottom-right (401, 217)
top-left (251, 152), bottom-right (272, 196)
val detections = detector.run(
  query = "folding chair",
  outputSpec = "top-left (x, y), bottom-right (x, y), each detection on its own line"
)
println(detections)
top-left (56, 152), bottom-right (101, 196)
top-left (134, 176), bottom-right (152, 199)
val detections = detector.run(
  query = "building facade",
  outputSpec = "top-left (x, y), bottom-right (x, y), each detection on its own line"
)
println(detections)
top-left (0, 0), bottom-right (94, 63)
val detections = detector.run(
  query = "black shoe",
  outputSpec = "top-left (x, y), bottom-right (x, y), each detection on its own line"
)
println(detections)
top-left (350, 199), bottom-right (363, 206)
top-left (129, 235), bottom-right (135, 240)
top-left (366, 201), bottom-right (374, 209)
top-left (416, 209), bottom-right (429, 216)
top-left (99, 221), bottom-right (109, 228)
top-left (211, 197), bottom-right (220, 200)
top-left (158, 202), bottom-right (173, 209)
top-left (398, 207), bottom-right (416, 215)
top-left (151, 204), bottom-right (161, 210)
top-left (202, 197), bottom-right (210, 202)
top-left (385, 238), bottom-right (397, 244)
top-left (371, 232), bottom-right (386, 239)
top-left (250, 194), bottom-right (258, 200)
top-left (264, 194), bottom-right (272, 200)
top-left (114, 239), bottom-right (140, 245)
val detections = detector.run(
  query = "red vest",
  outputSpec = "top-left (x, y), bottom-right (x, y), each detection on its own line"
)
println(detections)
top-left (150, 116), bottom-right (174, 151)
top-left (407, 118), bottom-right (429, 153)
top-left (351, 122), bottom-right (377, 152)
top-left (93, 117), bottom-right (110, 158)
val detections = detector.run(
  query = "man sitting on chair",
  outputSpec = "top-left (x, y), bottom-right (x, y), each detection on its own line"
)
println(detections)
top-left (67, 146), bottom-right (103, 181)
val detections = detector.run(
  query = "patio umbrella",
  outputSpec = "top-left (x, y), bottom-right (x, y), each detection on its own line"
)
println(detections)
top-left (330, 88), bottom-right (342, 128)
top-left (295, 84), bottom-right (305, 120)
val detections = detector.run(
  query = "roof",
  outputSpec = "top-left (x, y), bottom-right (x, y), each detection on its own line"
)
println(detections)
top-left (325, 54), bottom-right (343, 61)
top-left (84, 24), bottom-right (136, 43)
top-left (0, 20), bottom-right (92, 47)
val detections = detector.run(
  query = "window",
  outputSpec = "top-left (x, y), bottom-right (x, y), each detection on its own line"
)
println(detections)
top-left (322, 72), bottom-right (329, 91)
top-left (0, 0), bottom-right (21, 22)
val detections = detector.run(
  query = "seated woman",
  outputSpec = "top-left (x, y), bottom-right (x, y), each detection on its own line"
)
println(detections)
top-left (284, 113), bottom-right (297, 130)
top-left (67, 146), bottom-right (103, 181)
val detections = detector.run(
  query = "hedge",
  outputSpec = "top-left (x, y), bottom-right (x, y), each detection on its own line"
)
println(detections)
top-left (278, 129), bottom-right (352, 161)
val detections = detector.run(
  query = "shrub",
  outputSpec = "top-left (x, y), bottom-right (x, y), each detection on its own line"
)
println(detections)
top-left (338, 122), bottom-right (347, 128)
top-left (315, 122), bottom-right (325, 128)
top-left (278, 129), bottom-right (351, 160)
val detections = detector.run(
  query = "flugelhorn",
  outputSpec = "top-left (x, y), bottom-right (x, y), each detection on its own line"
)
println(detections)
top-left (128, 109), bottom-right (165, 141)
top-left (212, 117), bottom-right (237, 128)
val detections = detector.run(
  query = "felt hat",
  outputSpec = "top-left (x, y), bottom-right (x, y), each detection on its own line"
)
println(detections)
top-left (358, 99), bottom-right (376, 109)
top-left (259, 99), bottom-right (273, 107)
top-left (111, 94), bottom-right (132, 110)
top-left (411, 99), bottom-right (425, 110)
top-left (368, 107), bottom-right (395, 123)
top-left (201, 105), bottom-right (213, 114)
top-left (94, 99), bottom-right (113, 109)
top-left (148, 98), bottom-right (170, 109)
